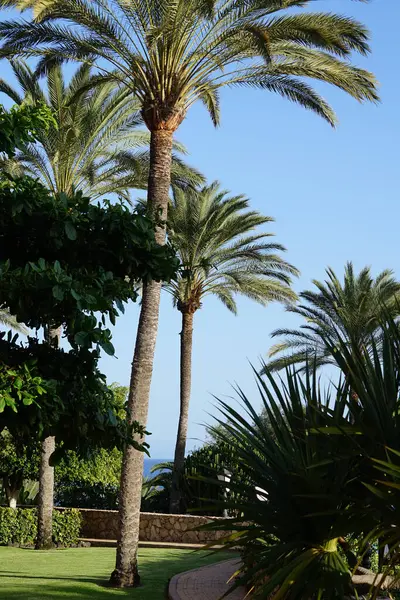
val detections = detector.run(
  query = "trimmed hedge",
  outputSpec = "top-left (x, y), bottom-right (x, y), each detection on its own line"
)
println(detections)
top-left (53, 509), bottom-right (82, 546)
top-left (0, 507), bottom-right (82, 547)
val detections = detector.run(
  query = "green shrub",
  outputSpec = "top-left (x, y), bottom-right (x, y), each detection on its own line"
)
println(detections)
top-left (55, 480), bottom-right (119, 509)
top-left (0, 508), bottom-right (18, 544)
top-left (52, 509), bottom-right (82, 546)
top-left (0, 508), bottom-right (36, 545)
top-left (0, 507), bottom-right (82, 547)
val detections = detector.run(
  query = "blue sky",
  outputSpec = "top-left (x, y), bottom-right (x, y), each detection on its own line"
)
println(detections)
top-left (0, 1), bottom-right (396, 457)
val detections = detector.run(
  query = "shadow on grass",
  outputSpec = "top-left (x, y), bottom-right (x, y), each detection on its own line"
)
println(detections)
top-left (0, 548), bottom-right (235, 600)
top-left (0, 584), bottom-right (136, 598)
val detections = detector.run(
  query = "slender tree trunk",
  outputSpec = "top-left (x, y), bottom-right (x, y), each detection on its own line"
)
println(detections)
top-left (3, 476), bottom-right (20, 509)
top-left (36, 435), bottom-right (55, 549)
top-left (110, 129), bottom-right (174, 588)
top-left (170, 310), bottom-right (194, 514)
top-left (36, 326), bottom-right (60, 550)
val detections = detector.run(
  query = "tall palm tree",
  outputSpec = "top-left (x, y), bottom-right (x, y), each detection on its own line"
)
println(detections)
top-left (0, 0), bottom-right (378, 586)
top-left (266, 262), bottom-right (400, 372)
top-left (165, 182), bottom-right (298, 513)
top-left (0, 60), bottom-right (201, 200)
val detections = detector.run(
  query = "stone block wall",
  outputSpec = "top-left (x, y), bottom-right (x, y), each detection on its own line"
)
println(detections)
top-left (55, 508), bottom-right (228, 544)
top-left (140, 512), bottom-right (228, 544)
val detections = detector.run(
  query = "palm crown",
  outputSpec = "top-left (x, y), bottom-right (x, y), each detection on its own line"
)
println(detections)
top-left (165, 182), bottom-right (299, 314)
top-left (0, 60), bottom-right (202, 199)
top-left (0, 309), bottom-right (28, 334)
top-left (0, 0), bottom-right (378, 131)
top-left (266, 262), bottom-right (400, 372)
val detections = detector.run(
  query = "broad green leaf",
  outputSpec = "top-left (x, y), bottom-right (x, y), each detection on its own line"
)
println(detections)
top-left (101, 341), bottom-right (115, 356)
top-left (65, 221), bottom-right (77, 241)
top-left (52, 285), bottom-right (64, 301)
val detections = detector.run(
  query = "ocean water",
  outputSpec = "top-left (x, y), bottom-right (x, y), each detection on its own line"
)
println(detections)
top-left (143, 458), bottom-right (170, 478)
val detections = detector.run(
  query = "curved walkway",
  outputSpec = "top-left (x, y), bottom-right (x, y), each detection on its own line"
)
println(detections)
top-left (169, 559), bottom-right (246, 600)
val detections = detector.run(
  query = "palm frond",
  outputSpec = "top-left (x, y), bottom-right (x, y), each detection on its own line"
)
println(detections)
top-left (0, 0), bottom-right (378, 133)
top-left (266, 263), bottom-right (400, 373)
top-left (165, 181), bottom-right (298, 313)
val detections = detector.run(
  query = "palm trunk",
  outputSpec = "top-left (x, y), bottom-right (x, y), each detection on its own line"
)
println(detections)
top-left (36, 326), bottom-right (60, 550)
top-left (170, 310), bottom-right (194, 514)
top-left (110, 129), bottom-right (173, 588)
top-left (35, 435), bottom-right (55, 549)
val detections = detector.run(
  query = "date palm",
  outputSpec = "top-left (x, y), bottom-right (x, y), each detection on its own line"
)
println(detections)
top-left (0, 60), bottom-right (201, 200)
top-left (266, 262), bottom-right (400, 372)
top-left (165, 182), bottom-right (298, 513)
top-left (0, 309), bottom-right (27, 334)
top-left (0, 0), bottom-right (378, 586)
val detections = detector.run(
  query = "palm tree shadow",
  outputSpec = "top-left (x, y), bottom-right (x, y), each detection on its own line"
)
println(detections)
top-left (0, 572), bottom-right (103, 585)
top-left (0, 584), bottom-right (135, 598)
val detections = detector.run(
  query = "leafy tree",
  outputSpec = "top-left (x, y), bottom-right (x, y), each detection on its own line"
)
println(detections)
top-left (0, 60), bottom-right (203, 200)
top-left (0, 0), bottom-right (378, 586)
top-left (165, 182), bottom-right (298, 513)
top-left (54, 384), bottom-right (128, 507)
top-left (0, 102), bottom-right (56, 156)
top-left (56, 448), bottom-right (122, 488)
top-left (266, 262), bottom-right (400, 372)
top-left (0, 104), bottom-right (177, 548)
top-left (0, 384), bottom-right (127, 510)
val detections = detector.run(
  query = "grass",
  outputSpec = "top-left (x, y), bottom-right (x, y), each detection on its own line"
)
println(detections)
top-left (0, 546), bottom-right (234, 599)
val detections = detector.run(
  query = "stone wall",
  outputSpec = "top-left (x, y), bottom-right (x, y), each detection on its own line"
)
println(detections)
top-left (140, 512), bottom-right (228, 544)
top-left (55, 508), bottom-right (229, 544)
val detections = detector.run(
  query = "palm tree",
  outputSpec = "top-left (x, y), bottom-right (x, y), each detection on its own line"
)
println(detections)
top-left (165, 182), bottom-right (298, 513)
top-left (0, 0), bottom-right (378, 586)
top-left (0, 309), bottom-right (27, 334)
top-left (266, 263), bottom-right (400, 372)
top-left (0, 60), bottom-right (202, 200)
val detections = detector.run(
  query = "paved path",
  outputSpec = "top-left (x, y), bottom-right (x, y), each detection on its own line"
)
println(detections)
top-left (169, 559), bottom-right (246, 600)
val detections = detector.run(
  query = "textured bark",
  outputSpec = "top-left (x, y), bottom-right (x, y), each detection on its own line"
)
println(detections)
top-left (36, 326), bottom-right (60, 550)
top-left (170, 310), bottom-right (194, 514)
top-left (353, 566), bottom-right (400, 591)
top-left (36, 435), bottom-right (55, 549)
top-left (110, 129), bottom-right (173, 587)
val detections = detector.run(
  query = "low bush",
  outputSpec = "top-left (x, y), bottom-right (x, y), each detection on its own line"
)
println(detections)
top-left (52, 509), bottom-right (82, 546)
top-left (0, 507), bottom-right (82, 547)
top-left (55, 480), bottom-right (118, 509)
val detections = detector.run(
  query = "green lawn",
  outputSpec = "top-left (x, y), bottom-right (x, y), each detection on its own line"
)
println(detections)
top-left (0, 546), bottom-right (233, 599)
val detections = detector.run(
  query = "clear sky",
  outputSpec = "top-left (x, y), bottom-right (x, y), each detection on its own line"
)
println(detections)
top-left (0, 0), bottom-right (396, 457)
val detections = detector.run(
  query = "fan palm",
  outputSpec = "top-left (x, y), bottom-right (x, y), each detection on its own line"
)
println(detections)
top-left (0, 0), bottom-right (378, 586)
top-left (0, 60), bottom-right (202, 200)
top-left (165, 182), bottom-right (298, 513)
top-left (266, 263), bottom-right (400, 372)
